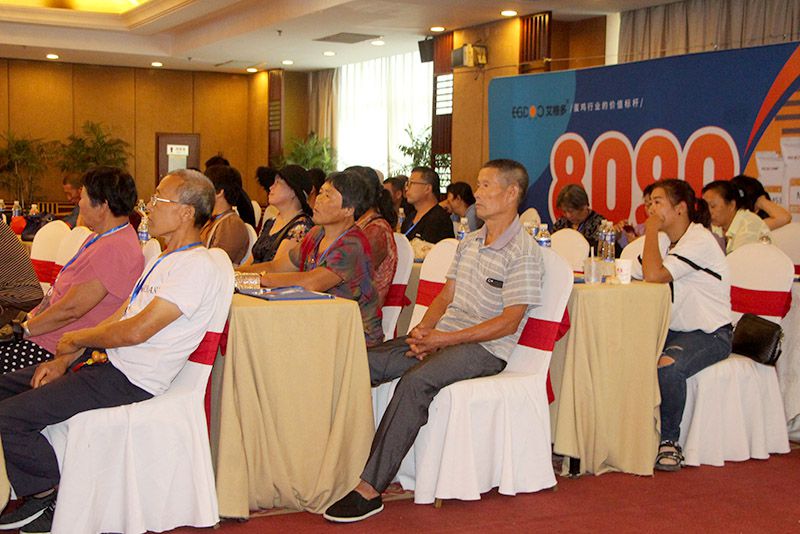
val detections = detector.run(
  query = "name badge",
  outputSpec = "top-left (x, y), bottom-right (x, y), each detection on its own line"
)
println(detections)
top-left (486, 278), bottom-right (504, 288)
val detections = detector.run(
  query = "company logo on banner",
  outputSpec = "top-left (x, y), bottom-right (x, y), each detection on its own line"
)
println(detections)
top-left (488, 42), bottom-right (800, 224)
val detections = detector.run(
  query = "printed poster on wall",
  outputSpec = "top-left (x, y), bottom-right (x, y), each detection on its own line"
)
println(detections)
top-left (488, 42), bottom-right (800, 225)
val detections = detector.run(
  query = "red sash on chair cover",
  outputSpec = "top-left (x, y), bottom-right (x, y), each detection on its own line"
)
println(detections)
top-left (384, 284), bottom-right (411, 307)
top-left (416, 280), bottom-right (445, 306)
top-left (518, 309), bottom-right (571, 403)
top-left (794, 265), bottom-right (799, 276)
top-left (730, 286), bottom-right (792, 318)
top-left (31, 259), bottom-right (55, 284)
top-left (188, 331), bottom-right (223, 433)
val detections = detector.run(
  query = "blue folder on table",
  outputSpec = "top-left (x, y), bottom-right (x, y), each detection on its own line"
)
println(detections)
top-left (238, 286), bottom-right (335, 301)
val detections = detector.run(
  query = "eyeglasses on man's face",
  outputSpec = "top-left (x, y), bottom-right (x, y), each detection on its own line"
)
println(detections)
top-left (149, 194), bottom-right (181, 207)
top-left (405, 180), bottom-right (428, 189)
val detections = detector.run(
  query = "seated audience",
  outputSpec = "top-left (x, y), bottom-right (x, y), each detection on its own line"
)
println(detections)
top-left (258, 171), bottom-right (382, 348)
top-left (729, 174), bottom-right (791, 231)
top-left (0, 219), bottom-right (43, 325)
top-left (401, 166), bottom-right (454, 243)
top-left (552, 184), bottom-right (604, 250)
top-left (0, 169), bottom-right (227, 534)
top-left (60, 174), bottom-right (82, 228)
top-left (324, 159), bottom-right (543, 522)
top-left (384, 175), bottom-right (415, 228)
top-left (0, 167), bottom-right (143, 374)
top-left (307, 168), bottom-right (327, 209)
top-left (641, 179), bottom-right (731, 472)
top-left (347, 166), bottom-right (398, 308)
top-left (202, 165), bottom-right (250, 265)
top-left (444, 181), bottom-right (483, 231)
top-left (241, 165), bottom-right (313, 269)
top-left (205, 155), bottom-right (256, 227)
top-left (254, 166), bottom-right (279, 232)
top-left (702, 180), bottom-right (769, 254)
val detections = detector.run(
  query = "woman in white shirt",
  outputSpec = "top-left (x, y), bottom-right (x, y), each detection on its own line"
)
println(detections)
top-left (702, 180), bottom-right (769, 254)
top-left (642, 179), bottom-right (732, 471)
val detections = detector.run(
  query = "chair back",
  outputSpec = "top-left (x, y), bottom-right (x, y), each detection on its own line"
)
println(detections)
top-left (519, 208), bottom-right (541, 227)
top-left (621, 232), bottom-right (671, 280)
top-left (382, 233), bottom-right (414, 340)
top-left (407, 238), bottom-right (458, 333)
top-left (550, 228), bottom-right (589, 272)
top-left (54, 226), bottom-right (92, 271)
top-left (30, 220), bottom-right (70, 288)
top-left (726, 242), bottom-right (794, 324)
top-left (239, 223), bottom-right (258, 266)
top-left (141, 238), bottom-right (162, 265)
top-left (505, 248), bottom-right (573, 375)
top-left (770, 222), bottom-right (800, 275)
top-left (251, 200), bottom-right (262, 230)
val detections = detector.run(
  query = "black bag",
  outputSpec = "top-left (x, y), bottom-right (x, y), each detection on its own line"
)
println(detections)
top-left (21, 213), bottom-right (55, 241)
top-left (731, 313), bottom-right (784, 366)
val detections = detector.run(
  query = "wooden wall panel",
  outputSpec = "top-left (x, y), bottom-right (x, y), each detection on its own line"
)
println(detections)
top-left (282, 71), bottom-right (309, 150)
top-left (8, 61), bottom-right (73, 141)
top-left (246, 71), bottom-right (269, 204)
top-left (134, 69), bottom-right (193, 199)
top-left (193, 72), bottom-right (249, 175)
top-left (568, 17), bottom-right (607, 70)
top-left (0, 60), bottom-right (8, 138)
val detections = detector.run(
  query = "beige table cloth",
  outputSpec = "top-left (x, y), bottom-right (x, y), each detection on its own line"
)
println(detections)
top-left (550, 282), bottom-right (671, 476)
top-left (212, 294), bottom-right (373, 516)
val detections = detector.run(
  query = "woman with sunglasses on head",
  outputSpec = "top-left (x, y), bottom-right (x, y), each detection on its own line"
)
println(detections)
top-left (641, 179), bottom-right (731, 472)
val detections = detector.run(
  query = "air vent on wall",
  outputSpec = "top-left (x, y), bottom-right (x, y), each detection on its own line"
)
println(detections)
top-left (314, 32), bottom-right (382, 44)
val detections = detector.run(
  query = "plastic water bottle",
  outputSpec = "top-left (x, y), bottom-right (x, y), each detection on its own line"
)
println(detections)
top-left (12, 201), bottom-right (22, 217)
top-left (536, 223), bottom-right (551, 247)
top-left (397, 207), bottom-right (405, 232)
top-left (457, 216), bottom-right (469, 240)
top-left (0, 199), bottom-right (5, 213)
top-left (137, 213), bottom-right (150, 245)
top-left (603, 222), bottom-right (616, 262)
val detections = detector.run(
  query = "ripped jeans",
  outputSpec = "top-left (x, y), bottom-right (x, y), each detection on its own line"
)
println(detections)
top-left (658, 324), bottom-right (733, 442)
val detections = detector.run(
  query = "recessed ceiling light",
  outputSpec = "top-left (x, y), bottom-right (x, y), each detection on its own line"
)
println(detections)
top-left (500, 10), bottom-right (518, 17)
top-left (430, 26), bottom-right (445, 32)
top-left (46, 53), bottom-right (59, 60)
top-left (151, 61), bottom-right (163, 67)
top-left (323, 51), bottom-right (336, 57)
top-left (371, 40), bottom-right (385, 46)
top-left (246, 67), bottom-right (258, 73)
top-left (282, 59), bottom-right (294, 65)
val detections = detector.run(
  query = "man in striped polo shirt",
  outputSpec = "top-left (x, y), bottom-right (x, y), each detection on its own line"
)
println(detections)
top-left (325, 159), bottom-right (544, 523)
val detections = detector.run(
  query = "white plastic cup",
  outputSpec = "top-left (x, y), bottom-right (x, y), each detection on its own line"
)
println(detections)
top-left (615, 259), bottom-right (633, 284)
top-left (583, 258), bottom-right (603, 284)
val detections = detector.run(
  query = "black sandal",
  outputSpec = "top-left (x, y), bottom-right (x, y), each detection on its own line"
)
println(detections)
top-left (655, 440), bottom-right (683, 472)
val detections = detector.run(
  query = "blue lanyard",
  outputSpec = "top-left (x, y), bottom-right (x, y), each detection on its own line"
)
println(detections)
top-left (314, 226), bottom-right (354, 266)
top-left (57, 223), bottom-right (129, 280)
top-left (127, 241), bottom-right (202, 310)
top-left (403, 220), bottom-right (419, 237)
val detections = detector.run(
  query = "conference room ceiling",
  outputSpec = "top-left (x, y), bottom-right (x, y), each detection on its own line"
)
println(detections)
top-left (0, 0), bottom-right (670, 72)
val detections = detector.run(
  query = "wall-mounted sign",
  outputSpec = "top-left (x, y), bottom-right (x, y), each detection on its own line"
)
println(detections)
top-left (166, 144), bottom-right (190, 156)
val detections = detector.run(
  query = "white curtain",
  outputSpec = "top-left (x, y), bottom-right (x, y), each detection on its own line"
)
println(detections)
top-left (619, 0), bottom-right (800, 62)
top-left (336, 52), bottom-right (433, 176)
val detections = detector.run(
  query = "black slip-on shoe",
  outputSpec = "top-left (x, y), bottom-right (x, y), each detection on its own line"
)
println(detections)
top-left (20, 501), bottom-right (55, 534)
top-left (0, 491), bottom-right (56, 530)
top-left (323, 490), bottom-right (384, 523)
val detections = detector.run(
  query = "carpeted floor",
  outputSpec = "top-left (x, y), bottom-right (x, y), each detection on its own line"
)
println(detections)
top-left (170, 446), bottom-right (800, 534)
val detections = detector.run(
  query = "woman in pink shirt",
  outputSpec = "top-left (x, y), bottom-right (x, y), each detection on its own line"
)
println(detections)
top-left (0, 167), bottom-right (144, 373)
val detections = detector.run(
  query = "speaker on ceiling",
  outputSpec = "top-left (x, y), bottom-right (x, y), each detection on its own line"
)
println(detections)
top-left (418, 39), bottom-right (434, 63)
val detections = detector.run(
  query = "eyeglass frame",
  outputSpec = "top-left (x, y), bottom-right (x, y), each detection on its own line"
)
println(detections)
top-left (148, 194), bottom-right (182, 207)
top-left (404, 180), bottom-right (429, 189)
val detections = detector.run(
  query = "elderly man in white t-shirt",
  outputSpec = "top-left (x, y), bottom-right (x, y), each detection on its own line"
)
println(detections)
top-left (0, 169), bottom-right (230, 534)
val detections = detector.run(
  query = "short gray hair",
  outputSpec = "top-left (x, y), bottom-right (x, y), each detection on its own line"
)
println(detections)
top-left (169, 169), bottom-right (215, 228)
top-left (482, 159), bottom-right (529, 206)
top-left (556, 184), bottom-right (589, 211)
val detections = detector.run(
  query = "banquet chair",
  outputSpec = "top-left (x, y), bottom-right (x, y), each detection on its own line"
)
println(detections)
top-left (519, 207), bottom-right (541, 227)
top-left (769, 222), bottom-right (799, 274)
top-left (41, 248), bottom-right (235, 534)
top-left (550, 228), bottom-right (589, 271)
top-left (679, 243), bottom-right (792, 466)
top-left (381, 233), bottom-right (414, 341)
top-left (373, 238), bottom-right (458, 430)
top-left (141, 237), bottom-right (162, 265)
top-left (30, 220), bottom-right (70, 291)
top-left (392, 247), bottom-right (572, 503)
top-left (251, 200), bottom-right (262, 230)
top-left (53, 226), bottom-right (92, 273)
top-left (239, 223), bottom-right (258, 266)
top-left (620, 232), bottom-right (671, 279)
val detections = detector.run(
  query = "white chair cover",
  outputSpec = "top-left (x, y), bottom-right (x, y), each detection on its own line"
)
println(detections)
top-left (250, 200), bottom-right (262, 229)
top-left (42, 248), bottom-right (234, 534)
top-left (396, 248), bottom-right (572, 503)
top-left (141, 238), bottom-right (162, 265)
top-left (519, 208), bottom-right (541, 227)
top-left (372, 238), bottom-right (458, 431)
top-left (620, 232), bottom-right (671, 280)
top-left (679, 243), bottom-right (792, 466)
top-left (30, 220), bottom-right (70, 291)
top-left (381, 233), bottom-right (414, 341)
top-left (770, 222), bottom-right (800, 274)
top-left (550, 228), bottom-right (589, 272)
top-left (239, 223), bottom-right (258, 266)
top-left (53, 226), bottom-right (92, 271)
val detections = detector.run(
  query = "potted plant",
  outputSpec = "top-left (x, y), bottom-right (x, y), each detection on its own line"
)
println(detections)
top-left (59, 121), bottom-right (131, 174)
top-left (0, 132), bottom-right (54, 208)
top-left (396, 125), bottom-right (451, 183)
top-left (278, 132), bottom-right (336, 172)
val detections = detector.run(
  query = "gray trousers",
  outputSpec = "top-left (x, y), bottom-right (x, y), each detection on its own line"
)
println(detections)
top-left (361, 336), bottom-right (505, 492)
